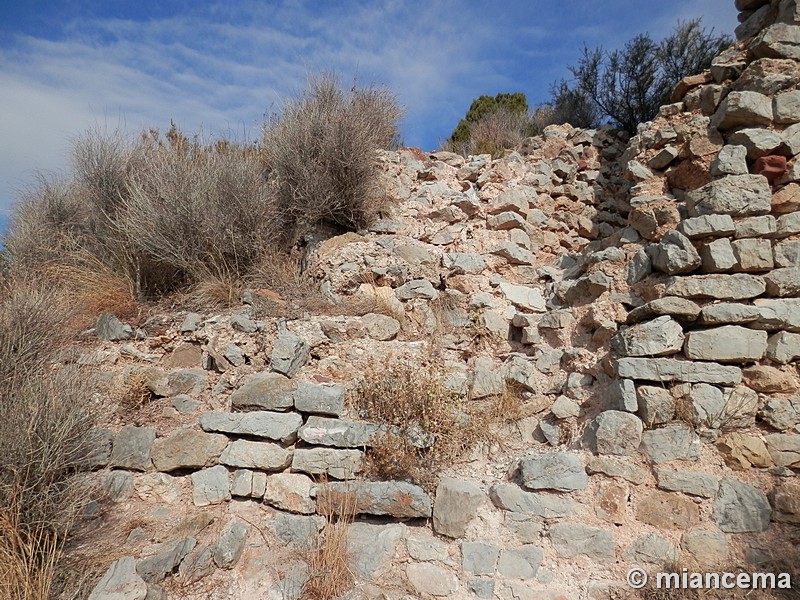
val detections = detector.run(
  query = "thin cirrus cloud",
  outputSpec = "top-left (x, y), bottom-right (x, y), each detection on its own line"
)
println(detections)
top-left (0, 0), bottom-right (737, 222)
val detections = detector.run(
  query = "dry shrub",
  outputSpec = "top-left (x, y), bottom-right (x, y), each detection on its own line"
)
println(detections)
top-left (262, 72), bottom-right (402, 248)
top-left (119, 126), bottom-right (274, 294)
top-left (300, 478), bottom-right (356, 600)
top-left (354, 359), bottom-right (491, 489)
top-left (0, 278), bottom-right (96, 599)
top-left (0, 495), bottom-right (65, 600)
top-left (469, 108), bottom-right (533, 158)
top-left (113, 369), bottom-right (156, 416)
top-left (43, 251), bottom-right (140, 328)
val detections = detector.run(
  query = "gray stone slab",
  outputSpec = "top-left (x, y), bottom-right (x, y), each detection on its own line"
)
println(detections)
top-left (640, 425), bottom-right (700, 464)
top-left (219, 440), bottom-right (291, 471)
top-left (678, 214), bottom-right (736, 238)
top-left (519, 453), bottom-right (588, 492)
top-left (298, 416), bottom-right (388, 448)
top-left (111, 425), bottom-right (156, 471)
top-left (684, 326), bottom-right (768, 362)
top-left (290, 448), bottom-right (363, 479)
top-left (549, 523), bottom-right (615, 560)
top-left (317, 481), bottom-right (432, 518)
top-left (293, 383), bottom-right (345, 416)
top-left (229, 372), bottom-right (296, 412)
top-left (666, 274), bottom-right (766, 300)
top-left (685, 175), bottom-right (771, 217)
top-left (489, 484), bottom-right (581, 518)
top-left (432, 477), bottom-right (486, 538)
top-left (615, 358), bottom-right (742, 385)
top-left (151, 429), bottom-right (228, 472)
top-left (656, 469), bottom-right (720, 498)
top-left (713, 478), bottom-right (772, 533)
top-left (200, 411), bottom-right (302, 444)
top-left (191, 465), bottom-right (230, 506)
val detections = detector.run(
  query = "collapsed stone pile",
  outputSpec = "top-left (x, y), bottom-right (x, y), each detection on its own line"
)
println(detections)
top-left (80, 2), bottom-right (800, 599)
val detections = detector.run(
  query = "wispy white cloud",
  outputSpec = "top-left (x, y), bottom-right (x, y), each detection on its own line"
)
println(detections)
top-left (0, 0), bottom-right (740, 218)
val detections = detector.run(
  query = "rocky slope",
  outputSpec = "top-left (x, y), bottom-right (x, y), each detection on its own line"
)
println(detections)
top-left (76, 2), bottom-right (799, 599)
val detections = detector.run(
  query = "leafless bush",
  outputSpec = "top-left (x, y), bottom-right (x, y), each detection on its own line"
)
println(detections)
top-left (0, 278), bottom-right (95, 599)
top-left (468, 108), bottom-right (534, 157)
top-left (119, 127), bottom-right (274, 294)
top-left (262, 72), bottom-right (402, 247)
top-left (4, 176), bottom-right (88, 269)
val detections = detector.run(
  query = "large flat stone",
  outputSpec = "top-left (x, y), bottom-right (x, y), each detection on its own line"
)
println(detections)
top-left (346, 523), bottom-right (404, 579)
top-left (498, 283), bottom-right (546, 312)
top-left (549, 523), bottom-right (615, 560)
top-left (764, 433), bottom-right (800, 467)
top-left (292, 383), bottom-right (345, 417)
top-left (199, 411), bottom-right (302, 444)
top-left (489, 483), bottom-right (581, 518)
top-left (432, 478), bottom-right (486, 538)
top-left (665, 274), bottom-right (766, 300)
top-left (590, 411), bottom-right (643, 456)
top-left (263, 473), bottom-right (315, 514)
top-left (713, 478), bottom-right (772, 532)
top-left (111, 425), bottom-right (156, 471)
top-left (191, 465), bottom-right (230, 506)
top-left (765, 267), bottom-right (800, 296)
top-left (766, 331), bottom-right (800, 363)
top-left (678, 214), bottom-right (736, 238)
top-left (290, 448), bottom-right (363, 479)
top-left (640, 424), bottom-right (701, 464)
top-left (298, 416), bottom-right (388, 448)
top-left (711, 91), bottom-right (773, 130)
top-left (406, 563), bottom-right (459, 597)
top-left (615, 358), bottom-right (742, 385)
top-left (229, 372), bottom-right (295, 412)
top-left (636, 490), bottom-right (700, 530)
top-left (685, 175), bottom-right (771, 217)
top-left (88, 556), bottom-right (148, 600)
top-left (151, 429), bottom-right (228, 472)
top-left (218, 440), bottom-right (292, 471)
top-left (611, 316), bottom-right (684, 357)
top-left (684, 326), bottom-right (768, 363)
top-left (519, 453), bottom-right (588, 492)
top-left (656, 468), bottom-right (720, 498)
top-left (748, 299), bottom-right (800, 331)
top-left (626, 297), bottom-right (701, 324)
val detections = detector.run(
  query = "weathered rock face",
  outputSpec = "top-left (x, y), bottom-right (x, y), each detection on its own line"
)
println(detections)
top-left (84, 6), bottom-right (800, 596)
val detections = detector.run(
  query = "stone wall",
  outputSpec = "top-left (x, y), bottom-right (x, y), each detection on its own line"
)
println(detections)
top-left (82, 3), bottom-right (800, 599)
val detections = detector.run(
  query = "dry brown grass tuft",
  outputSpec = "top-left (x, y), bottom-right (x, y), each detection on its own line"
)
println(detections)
top-left (354, 358), bottom-right (497, 490)
top-left (113, 369), bottom-right (157, 417)
top-left (0, 497), bottom-right (66, 600)
top-left (0, 277), bottom-right (96, 600)
top-left (300, 478), bottom-right (356, 600)
top-left (43, 252), bottom-right (140, 328)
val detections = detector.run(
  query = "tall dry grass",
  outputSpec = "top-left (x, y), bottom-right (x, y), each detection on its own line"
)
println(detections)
top-left (0, 277), bottom-right (96, 600)
top-left (300, 477), bottom-right (357, 600)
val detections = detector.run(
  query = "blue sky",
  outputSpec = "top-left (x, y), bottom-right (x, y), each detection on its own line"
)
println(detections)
top-left (0, 0), bottom-right (737, 228)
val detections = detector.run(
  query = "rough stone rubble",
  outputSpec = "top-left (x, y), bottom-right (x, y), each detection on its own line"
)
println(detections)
top-left (80, 2), bottom-right (800, 598)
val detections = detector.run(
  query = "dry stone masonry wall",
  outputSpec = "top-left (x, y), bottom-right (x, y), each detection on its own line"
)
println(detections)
top-left (82, 2), bottom-right (800, 599)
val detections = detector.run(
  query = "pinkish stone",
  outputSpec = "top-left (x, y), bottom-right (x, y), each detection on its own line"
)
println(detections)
top-left (754, 154), bottom-right (788, 183)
